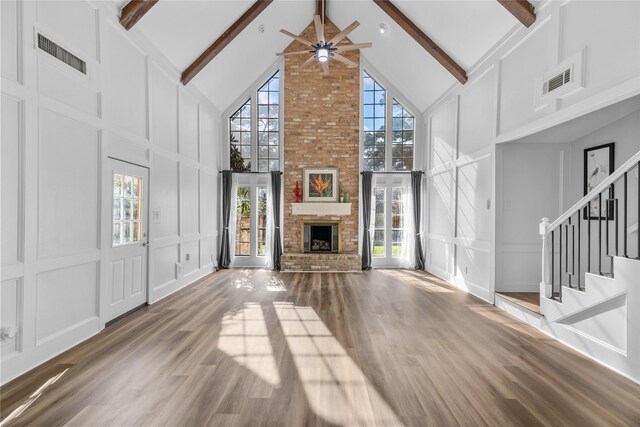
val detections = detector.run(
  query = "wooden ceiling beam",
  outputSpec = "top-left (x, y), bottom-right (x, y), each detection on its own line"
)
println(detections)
top-left (372, 0), bottom-right (467, 84)
top-left (316, 0), bottom-right (326, 21)
top-left (181, 0), bottom-right (273, 85)
top-left (497, 0), bottom-right (536, 28)
top-left (120, 0), bottom-right (158, 31)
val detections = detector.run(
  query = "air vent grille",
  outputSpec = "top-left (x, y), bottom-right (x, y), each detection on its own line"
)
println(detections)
top-left (37, 33), bottom-right (86, 75)
top-left (543, 68), bottom-right (571, 95)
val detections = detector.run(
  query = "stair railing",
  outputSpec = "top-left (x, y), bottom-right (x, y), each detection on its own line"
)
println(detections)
top-left (539, 150), bottom-right (640, 302)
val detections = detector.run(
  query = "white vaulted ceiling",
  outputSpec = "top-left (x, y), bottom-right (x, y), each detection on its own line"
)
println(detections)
top-left (123, 0), bottom-right (524, 113)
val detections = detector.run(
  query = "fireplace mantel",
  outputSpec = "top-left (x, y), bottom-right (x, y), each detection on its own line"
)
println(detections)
top-left (291, 202), bottom-right (351, 216)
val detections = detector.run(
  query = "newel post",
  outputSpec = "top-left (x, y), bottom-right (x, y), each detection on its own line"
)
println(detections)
top-left (539, 218), bottom-right (552, 299)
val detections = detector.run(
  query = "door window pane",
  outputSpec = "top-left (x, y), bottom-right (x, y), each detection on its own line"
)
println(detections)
top-left (235, 187), bottom-right (251, 256)
top-left (113, 173), bottom-right (143, 246)
top-left (392, 187), bottom-right (405, 257)
top-left (257, 187), bottom-right (268, 256)
top-left (372, 188), bottom-right (385, 257)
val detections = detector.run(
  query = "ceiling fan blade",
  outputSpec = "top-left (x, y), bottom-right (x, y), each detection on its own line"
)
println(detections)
top-left (314, 15), bottom-right (325, 43)
top-left (299, 55), bottom-right (316, 69)
top-left (331, 53), bottom-right (358, 68)
top-left (280, 29), bottom-right (315, 48)
top-left (276, 50), bottom-right (313, 57)
top-left (334, 42), bottom-right (372, 52)
top-left (322, 61), bottom-right (329, 76)
top-left (327, 21), bottom-right (360, 46)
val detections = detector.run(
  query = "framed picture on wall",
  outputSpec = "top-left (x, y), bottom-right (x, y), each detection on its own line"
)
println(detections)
top-left (303, 168), bottom-right (338, 202)
top-left (583, 142), bottom-right (614, 220)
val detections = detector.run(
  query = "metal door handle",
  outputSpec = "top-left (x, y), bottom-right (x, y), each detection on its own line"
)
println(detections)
top-left (142, 241), bottom-right (149, 247)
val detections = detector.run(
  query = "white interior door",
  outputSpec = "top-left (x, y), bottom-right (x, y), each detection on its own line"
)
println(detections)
top-left (106, 158), bottom-right (149, 322)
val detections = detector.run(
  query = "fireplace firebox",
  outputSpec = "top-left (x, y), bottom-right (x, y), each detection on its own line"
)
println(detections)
top-left (302, 222), bottom-right (340, 253)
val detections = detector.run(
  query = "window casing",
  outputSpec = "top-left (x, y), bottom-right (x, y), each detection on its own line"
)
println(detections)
top-left (362, 71), bottom-right (415, 172)
top-left (229, 70), bottom-right (281, 172)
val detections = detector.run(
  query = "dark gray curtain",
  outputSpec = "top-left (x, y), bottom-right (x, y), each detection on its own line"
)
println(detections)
top-left (411, 171), bottom-right (425, 270)
top-left (218, 170), bottom-right (232, 269)
top-left (270, 171), bottom-right (283, 270)
top-left (361, 171), bottom-right (373, 270)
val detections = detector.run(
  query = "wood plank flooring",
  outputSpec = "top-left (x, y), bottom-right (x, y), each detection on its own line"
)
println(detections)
top-left (496, 292), bottom-right (541, 313)
top-left (1, 269), bottom-right (639, 426)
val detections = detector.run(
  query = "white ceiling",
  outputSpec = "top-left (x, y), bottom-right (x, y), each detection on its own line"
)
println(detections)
top-left (126, 0), bottom-right (522, 113)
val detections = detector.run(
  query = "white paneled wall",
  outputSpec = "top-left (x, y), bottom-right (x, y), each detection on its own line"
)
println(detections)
top-left (424, 0), bottom-right (640, 302)
top-left (0, 0), bottom-right (221, 384)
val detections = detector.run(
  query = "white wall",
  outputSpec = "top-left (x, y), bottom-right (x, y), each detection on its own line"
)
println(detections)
top-left (1, 0), bottom-right (222, 384)
top-left (424, 0), bottom-right (640, 301)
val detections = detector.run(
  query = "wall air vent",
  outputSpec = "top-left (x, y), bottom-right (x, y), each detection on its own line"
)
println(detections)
top-left (543, 68), bottom-right (571, 95)
top-left (37, 33), bottom-right (87, 75)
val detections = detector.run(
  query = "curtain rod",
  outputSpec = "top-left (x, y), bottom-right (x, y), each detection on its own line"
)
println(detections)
top-left (219, 171), bottom-right (283, 175)
top-left (360, 171), bottom-right (423, 175)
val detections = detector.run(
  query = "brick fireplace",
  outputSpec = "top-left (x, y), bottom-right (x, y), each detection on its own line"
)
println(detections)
top-left (280, 19), bottom-right (361, 272)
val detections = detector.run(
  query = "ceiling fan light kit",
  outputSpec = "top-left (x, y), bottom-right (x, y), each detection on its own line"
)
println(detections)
top-left (277, 11), bottom-right (372, 75)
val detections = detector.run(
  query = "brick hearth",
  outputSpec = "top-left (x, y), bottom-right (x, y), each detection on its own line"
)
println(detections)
top-left (280, 253), bottom-right (361, 272)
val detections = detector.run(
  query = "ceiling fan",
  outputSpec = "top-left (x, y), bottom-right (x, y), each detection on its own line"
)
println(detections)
top-left (276, 8), bottom-right (372, 75)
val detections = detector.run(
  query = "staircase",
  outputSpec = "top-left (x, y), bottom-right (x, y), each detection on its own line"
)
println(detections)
top-left (538, 150), bottom-right (640, 382)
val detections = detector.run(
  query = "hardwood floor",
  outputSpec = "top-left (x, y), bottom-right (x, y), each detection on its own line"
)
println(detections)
top-left (496, 292), bottom-right (541, 313)
top-left (1, 269), bottom-right (639, 426)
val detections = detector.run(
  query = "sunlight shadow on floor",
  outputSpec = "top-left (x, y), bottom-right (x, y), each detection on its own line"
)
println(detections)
top-left (0, 368), bottom-right (68, 426)
top-left (274, 302), bottom-right (404, 426)
top-left (378, 269), bottom-right (454, 293)
top-left (217, 303), bottom-right (280, 386)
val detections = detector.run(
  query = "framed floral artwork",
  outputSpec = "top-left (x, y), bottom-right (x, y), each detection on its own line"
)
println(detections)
top-left (303, 168), bottom-right (338, 202)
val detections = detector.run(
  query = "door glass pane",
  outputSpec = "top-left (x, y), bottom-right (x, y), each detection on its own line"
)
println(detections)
top-left (235, 187), bottom-right (251, 256)
top-left (257, 187), bottom-right (267, 256)
top-left (372, 187), bottom-right (385, 257)
top-left (113, 172), bottom-right (144, 247)
top-left (392, 187), bottom-right (405, 257)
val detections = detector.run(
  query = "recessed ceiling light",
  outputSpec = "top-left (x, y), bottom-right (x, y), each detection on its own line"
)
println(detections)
top-left (379, 23), bottom-right (388, 34)
top-left (258, 24), bottom-right (265, 34)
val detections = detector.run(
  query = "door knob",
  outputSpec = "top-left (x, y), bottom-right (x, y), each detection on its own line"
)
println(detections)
top-left (142, 241), bottom-right (149, 247)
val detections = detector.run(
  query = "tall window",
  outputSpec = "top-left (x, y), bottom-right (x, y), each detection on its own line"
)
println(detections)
top-left (362, 71), bottom-right (415, 171)
top-left (392, 101), bottom-right (414, 171)
top-left (257, 73), bottom-right (280, 172)
top-left (229, 71), bottom-right (280, 172)
top-left (230, 100), bottom-right (252, 172)
top-left (363, 72), bottom-right (386, 171)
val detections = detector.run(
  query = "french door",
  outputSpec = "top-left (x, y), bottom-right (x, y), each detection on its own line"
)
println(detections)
top-left (232, 174), bottom-right (269, 267)
top-left (105, 158), bottom-right (149, 322)
top-left (371, 174), bottom-right (410, 268)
